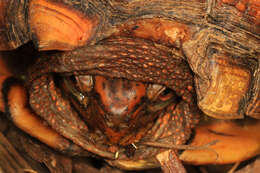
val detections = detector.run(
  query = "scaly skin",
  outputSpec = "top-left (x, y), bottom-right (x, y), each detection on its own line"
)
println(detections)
top-left (0, 0), bottom-right (259, 172)
top-left (27, 37), bottom-right (201, 162)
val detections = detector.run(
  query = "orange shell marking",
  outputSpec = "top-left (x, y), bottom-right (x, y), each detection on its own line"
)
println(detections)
top-left (29, 0), bottom-right (97, 50)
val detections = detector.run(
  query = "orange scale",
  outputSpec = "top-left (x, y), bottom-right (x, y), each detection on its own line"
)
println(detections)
top-left (51, 95), bottom-right (56, 101)
top-left (57, 106), bottom-right (63, 112)
top-left (35, 104), bottom-right (40, 109)
top-left (187, 85), bottom-right (193, 91)
top-left (143, 64), bottom-right (148, 68)
top-left (236, 1), bottom-right (247, 11)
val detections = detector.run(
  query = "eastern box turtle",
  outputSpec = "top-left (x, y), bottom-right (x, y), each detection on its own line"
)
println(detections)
top-left (0, 0), bottom-right (259, 173)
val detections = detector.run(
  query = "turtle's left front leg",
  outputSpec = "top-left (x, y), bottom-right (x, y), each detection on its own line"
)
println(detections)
top-left (0, 57), bottom-right (87, 156)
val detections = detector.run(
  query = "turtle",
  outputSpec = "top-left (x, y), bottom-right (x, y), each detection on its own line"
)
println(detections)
top-left (0, 0), bottom-right (259, 173)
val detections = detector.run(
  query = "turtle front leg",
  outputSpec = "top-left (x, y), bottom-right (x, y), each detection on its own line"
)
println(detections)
top-left (143, 96), bottom-right (200, 173)
top-left (0, 59), bottom-right (87, 156)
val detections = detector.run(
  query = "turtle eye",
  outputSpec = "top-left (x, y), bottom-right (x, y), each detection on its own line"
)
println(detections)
top-left (75, 75), bottom-right (93, 93)
top-left (60, 75), bottom-right (93, 108)
top-left (146, 84), bottom-right (177, 112)
top-left (158, 88), bottom-right (174, 101)
top-left (146, 84), bottom-right (166, 101)
top-left (146, 84), bottom-right (174, 102)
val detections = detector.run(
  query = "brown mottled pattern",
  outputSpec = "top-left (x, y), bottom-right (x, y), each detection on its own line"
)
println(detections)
top-left (30, 37), bottom-right (195, 102)
top-left (30, 75), bottom-right (115, 159)
top-left (28, 37), bottom-right (201, 160)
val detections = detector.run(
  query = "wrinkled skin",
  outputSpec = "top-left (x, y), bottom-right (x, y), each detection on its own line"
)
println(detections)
top-left (0, 0), bottom-right (259, 172)
top-left (28, 37), bottom-right (200, 160)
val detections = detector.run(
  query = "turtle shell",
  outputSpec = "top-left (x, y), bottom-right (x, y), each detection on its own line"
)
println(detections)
top-left (0, 0), bottom-right (259, 119)
top-left (0, 0), bottom-right (259, 172)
